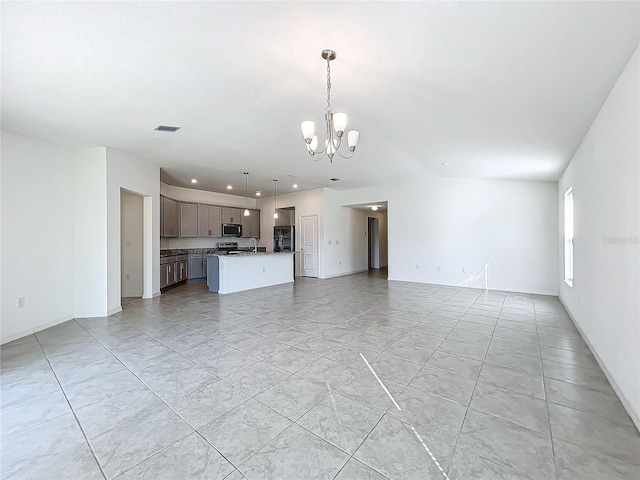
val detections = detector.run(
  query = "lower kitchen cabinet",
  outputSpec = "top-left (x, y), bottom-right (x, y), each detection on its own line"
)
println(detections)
top-left (188, 254), bottom-right (207, 280)
top-left (161, 254), bottom-right (188, 290)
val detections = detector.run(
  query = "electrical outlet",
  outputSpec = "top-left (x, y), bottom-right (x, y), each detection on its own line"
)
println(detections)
top-left (126, 274), bottom-right (130, 280)
top-left (17, 297), bottom-right (25, 309)
top-left (328, 240), bottom-right (332, 245)
top-left (438, 266), bottom-right (443, 271)
top-left (416, 264), bottom-right (420, 270)
top-left (462, 268), bottom-right (466, 273)
top-left (339, 260), bottom-right (342, 265)
top-left (336, 240), bottom-right (339, 245)
top-left (262, 267), bottom-right (266, 272)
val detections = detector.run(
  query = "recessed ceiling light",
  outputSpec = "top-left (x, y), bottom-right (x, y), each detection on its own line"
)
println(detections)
top-left (154, 125), bottom-right (181, 132)
top-left (370, 206), bottom-right (379, 211)
top-left (255, 191), bottom-right (261, 196)
top-left (441, 162), bottom-right (449, 166)
top-left (191, 178), bottom-right (198, 184)
top-left (292, 184), bottom-right (298, 189)
top-left (226, 185), bottom-right (233, 190)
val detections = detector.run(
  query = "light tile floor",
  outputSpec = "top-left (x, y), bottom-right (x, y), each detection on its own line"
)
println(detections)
top-left (1, 273), bottom-right (639, 479)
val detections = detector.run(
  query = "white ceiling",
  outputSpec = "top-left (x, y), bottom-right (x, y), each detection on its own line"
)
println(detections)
top-left (2, 1), bottom-right (638, 196)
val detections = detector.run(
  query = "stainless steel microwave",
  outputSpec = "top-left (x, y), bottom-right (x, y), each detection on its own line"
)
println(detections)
top-left (222, 223), bottom-right (242, 237)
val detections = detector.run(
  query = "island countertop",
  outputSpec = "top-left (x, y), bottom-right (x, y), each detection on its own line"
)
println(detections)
top-left (207, 251), bottom-right (294, 294)
top-left (206, 252), bottom-right (292, 258)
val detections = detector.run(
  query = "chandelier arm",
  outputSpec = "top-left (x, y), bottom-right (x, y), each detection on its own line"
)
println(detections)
top-left (308, 150), bottom-right (327, 162)
top-left (309, 143), bottom-right (329, 156)
top-left (335, 148), bottom-right (355, 160)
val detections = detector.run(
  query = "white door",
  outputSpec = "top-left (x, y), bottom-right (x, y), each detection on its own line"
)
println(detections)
top-left (300, 214), bottom-right (319, 277)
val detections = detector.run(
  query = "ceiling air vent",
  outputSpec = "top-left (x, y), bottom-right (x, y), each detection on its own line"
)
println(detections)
top-left (154, 125), bottom-right (181, 132)
top-left (330, 178), bottom-right (340, 182)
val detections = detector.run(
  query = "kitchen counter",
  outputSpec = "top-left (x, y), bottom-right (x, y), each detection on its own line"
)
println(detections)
top-left (160, 247), bottom-right (266, 257)
top-left (207, 252), bottom-right (293, 294)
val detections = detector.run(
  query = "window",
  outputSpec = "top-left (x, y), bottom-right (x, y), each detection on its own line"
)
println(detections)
top-left (564, 187), bottom-right (574, 287)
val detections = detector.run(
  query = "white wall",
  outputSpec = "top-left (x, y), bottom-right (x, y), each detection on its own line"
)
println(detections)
top-left (1, 132), bottom-right (77, 342)
top-left (74, 147), bottom-right (108, 317)
top-left (323, 190), bottom-right (370, 278)
top-left (335, 178), bottom-right (558, 294)
top-left (121, 190), bottom-right (144, 297)
top-left (558, 47), bottom-right (639, 427)
top-left (106, 148), bottom-right (160, 314)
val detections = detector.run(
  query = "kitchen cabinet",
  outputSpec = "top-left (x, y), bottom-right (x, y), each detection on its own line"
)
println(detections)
top-left (160, 256), bottom-right (176, 289)
top-left (188, 253), bottom-right (208, 279)
top-left (162, 197), bottom-right (179, 237)
top-left (222, 207), bottom-right (242, 224)
top-left (197, 204), bottom-right (221, 237)
top-left (176, 255), bottom-right (188, 282)
top-left (160, 254), bottom-right (188, 290)
top-left (242, 209), bottom-right (261, 238)
top-left (180, 203), bottom-right (198, 237)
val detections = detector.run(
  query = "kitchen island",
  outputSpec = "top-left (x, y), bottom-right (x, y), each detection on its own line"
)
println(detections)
top-left (206, 252), bottom-right (294, 294)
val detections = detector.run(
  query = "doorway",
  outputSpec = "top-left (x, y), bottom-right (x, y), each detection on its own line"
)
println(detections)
top-left (121, 189), bottom-right (144, 298)
top-left (368, 217), bottom-right (380, 269)
top-left (300, 214), bottom-right (319, 277)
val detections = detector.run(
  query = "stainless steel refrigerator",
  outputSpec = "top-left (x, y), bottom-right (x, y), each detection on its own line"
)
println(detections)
top-left (273, 226), bottom-right (294, 252)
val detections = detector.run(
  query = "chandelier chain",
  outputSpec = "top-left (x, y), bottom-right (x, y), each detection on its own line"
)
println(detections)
top-left (326, 58), bottom-right (332, 113)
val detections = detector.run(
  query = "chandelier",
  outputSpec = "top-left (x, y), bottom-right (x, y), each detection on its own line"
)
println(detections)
top-left (300, 49), bottom-right (360, 163)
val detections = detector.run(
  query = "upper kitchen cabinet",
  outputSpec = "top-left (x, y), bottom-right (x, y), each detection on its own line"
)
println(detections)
top-left (180, 203), bottom-right (198, 237)
top-left (162, 197), bottom-right (179, 237)
top-left (222, 207), bottom-right (242, 224)
top-left (197, 204), bottom-right (221, 237)
top-left (242, 209), bottom-right (261, 238)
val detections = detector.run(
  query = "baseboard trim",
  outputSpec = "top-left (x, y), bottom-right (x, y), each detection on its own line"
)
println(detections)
top-left (320, 269), bottom-right (369, 279)
top-left (558, 296), bottom-right (640, 432)
top-left (1, 315), bottom-right (74, 345)
top-left (108, 306), bottom-right (122, 316)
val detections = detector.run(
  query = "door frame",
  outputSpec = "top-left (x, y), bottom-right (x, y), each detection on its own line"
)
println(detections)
top-left (299, 213), bottom-right (320, 278)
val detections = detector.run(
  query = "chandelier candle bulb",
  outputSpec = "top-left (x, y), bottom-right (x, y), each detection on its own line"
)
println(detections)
top-left (347, 130), bottom-right (359, 151)
top-left (333, 113), bottom-right (347, 134)
top-left (301, 121), bottom-right (315, 142)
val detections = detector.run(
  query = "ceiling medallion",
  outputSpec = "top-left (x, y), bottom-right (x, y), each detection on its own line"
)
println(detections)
top-left (300, 49), bottom-right (360, 163)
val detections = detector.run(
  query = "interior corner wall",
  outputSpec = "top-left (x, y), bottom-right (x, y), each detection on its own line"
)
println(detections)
top-left (74, 147), bottom-right (108, 317)
top-left (0, 131), bottom-right (77, 343)
top-left (558, 47), bottom-right (639, 427)
top-left (107, 148), bottom-right (160, 314)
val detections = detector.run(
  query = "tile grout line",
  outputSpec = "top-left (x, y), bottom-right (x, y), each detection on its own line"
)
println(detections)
top-left (447, 288), bottom-right (507, 476)
top-left (535, 299), bottom-right (561, 480)
top-left (74, 320), bottom-right (251, 477)
top-left (32, 331), bottom-right (109, 480)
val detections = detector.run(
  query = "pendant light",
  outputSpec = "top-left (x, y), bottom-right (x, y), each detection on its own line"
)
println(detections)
top-left (243, 172), bottom-right (250, 216)
top-left (273, 179), bottom-right (279, 219)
